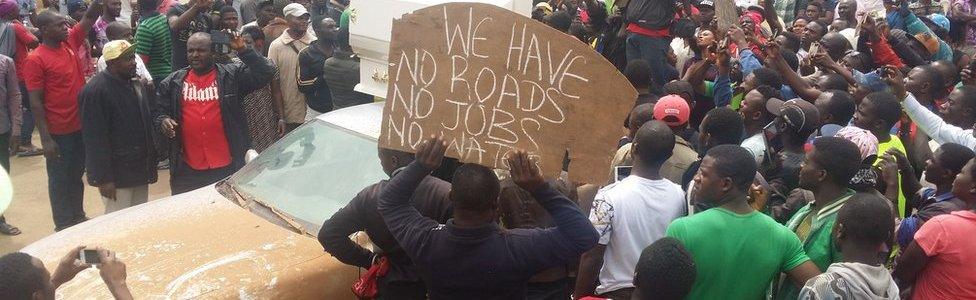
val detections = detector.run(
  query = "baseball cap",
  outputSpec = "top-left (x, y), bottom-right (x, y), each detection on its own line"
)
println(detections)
top-left (697, 0), bottom-right (715, 8)
top-left (283, 3), bottom-right (309, 18)
top-left (853, 70), bottom-right (889, 93)
top-left (766, 98), bottom-right (820, 135)
top-left (102, 40), bottom-right (136, 62)
top-left (913, 32), bottom-right (940, 56)
top-left (534, 2), bottom-right (553, 15)
top-left (653, 95), bottom-right (691, 127)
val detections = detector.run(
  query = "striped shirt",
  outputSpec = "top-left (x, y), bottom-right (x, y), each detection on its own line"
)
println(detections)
top-left (134, 13), bottom-right (172, 81)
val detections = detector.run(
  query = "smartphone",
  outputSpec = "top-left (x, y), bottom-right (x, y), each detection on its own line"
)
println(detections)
top-left (614, 166), bottom-right (632, 182)
top-left (211, 31), bottom-right (232, 54)
top-left (808, 42), bottom-right (820, 55)
top-left (80, 249), bottom-right (100, 264)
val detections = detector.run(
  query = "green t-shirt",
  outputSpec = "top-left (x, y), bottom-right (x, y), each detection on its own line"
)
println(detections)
top-left (776, 190), bottom-right (855, 300)
top-left (134, 13), bottom-right (173, 81)
top-left (874, 135), bottom-right (908, 218)
top-left (667, 208), bottom-right (811, 300)
top-left (339, 8), bottom-right (351, 30)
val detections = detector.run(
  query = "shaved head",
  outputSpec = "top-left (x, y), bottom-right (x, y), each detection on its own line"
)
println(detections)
top-left (632, 120), bottom-right (676, 167)
top-left (821, 32), bottom-right (852, 60)
top-left (188, 32), bottom-right (212, 48)
top-left (105, 21), bottom-right (132, 41)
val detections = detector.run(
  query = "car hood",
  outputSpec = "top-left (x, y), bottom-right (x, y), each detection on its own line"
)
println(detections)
top-left (21, 185), bottom-right (358, 299)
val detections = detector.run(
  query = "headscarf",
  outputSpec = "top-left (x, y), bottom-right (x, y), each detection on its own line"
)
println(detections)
top-left (834, 126), bottom-right (880, 191)
top-left (742, 11), bottom-right (764, 35)
top-left (0, 0), bottom-right (17, 18)
top-left (835, 126), bottom-right (879, 161)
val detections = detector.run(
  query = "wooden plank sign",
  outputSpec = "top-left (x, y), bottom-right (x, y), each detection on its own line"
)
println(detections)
top-left (715, 0), bottom-right (738, 33)
top-left (380, 3), bottom-right (636, 184)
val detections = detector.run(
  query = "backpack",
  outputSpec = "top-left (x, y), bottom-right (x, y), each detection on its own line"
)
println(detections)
top-left (625, 0), bottom-right (676, 30)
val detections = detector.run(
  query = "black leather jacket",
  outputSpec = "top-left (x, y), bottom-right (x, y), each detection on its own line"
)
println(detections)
top-left (152, 48), bottom-right (275, 175)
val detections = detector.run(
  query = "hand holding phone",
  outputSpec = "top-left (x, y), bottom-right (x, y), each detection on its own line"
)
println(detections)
top-left (880, 65), bottom-right (907, 100)
top-left (80, 248), bottom-right (101, 264)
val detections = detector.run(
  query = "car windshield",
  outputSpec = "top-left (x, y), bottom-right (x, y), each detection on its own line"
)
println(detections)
top-left (227, 120), bottom-right (388, 229)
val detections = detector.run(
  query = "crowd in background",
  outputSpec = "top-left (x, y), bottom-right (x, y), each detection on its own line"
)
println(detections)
top-left (318, 0), bottom-right (976, 299)
top-left (2, 0), bottom-right (976, 299)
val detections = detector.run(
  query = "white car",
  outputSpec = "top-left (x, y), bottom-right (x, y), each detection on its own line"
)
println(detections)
top-left (22, 103), bottom-right (389, 299)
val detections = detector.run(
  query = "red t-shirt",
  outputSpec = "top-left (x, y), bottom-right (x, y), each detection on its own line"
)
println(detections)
top-left (180, 69), bottom-right (231, 170)
top-left (22, 23), bottom-right (87, 135)
top-left (12, 21), bottom-right (36, 81)
top-left (912, 210), bottom-right (976, 299)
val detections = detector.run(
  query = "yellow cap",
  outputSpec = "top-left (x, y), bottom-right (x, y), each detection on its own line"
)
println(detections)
top-left (102, 40), bottom-right (136, 62)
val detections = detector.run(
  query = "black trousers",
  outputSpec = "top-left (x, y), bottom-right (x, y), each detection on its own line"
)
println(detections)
top-left (47, 132), bottom-right (87, 231)
top-left (170, 162), bottom-right (235, 195)
top-left (377, 278), bottom-right (426, 300)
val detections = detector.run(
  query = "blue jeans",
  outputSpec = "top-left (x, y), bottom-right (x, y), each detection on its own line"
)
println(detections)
top-left (47, 132), bottom-right (86, 230)
top-left (18, 82), bottom-right (33, 144)
top-left (625, 33), bottom-right (675, 87)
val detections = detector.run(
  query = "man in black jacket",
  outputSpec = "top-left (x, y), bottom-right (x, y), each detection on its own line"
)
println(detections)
top-left (319, 147), bottom-right (452, 299)
top-left (154, 31), bottom-right (275, 194)
top-left (378, 136), bottom-right (599, 299)
top-left (297, 17), bottom-right (336, 118)
top-left (81, 40), bottom-right (158, 213)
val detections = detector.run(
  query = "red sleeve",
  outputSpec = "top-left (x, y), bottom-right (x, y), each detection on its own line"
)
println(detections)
top-left (870, 35), bottom-right (905, 68)
top-left (66, 23), bottom-right (87, 50)
top-left (914, 216), bottom-right (947, 256)
top-left (12, 23), bottom-right (36, 44)
top-left (750, 43), bottom-right (766, 61)
top-left (22, 54), bottom-right (43, 91)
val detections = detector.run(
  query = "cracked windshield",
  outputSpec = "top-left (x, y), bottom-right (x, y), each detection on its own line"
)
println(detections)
top-left (228, 121), bottom-right (387, 227)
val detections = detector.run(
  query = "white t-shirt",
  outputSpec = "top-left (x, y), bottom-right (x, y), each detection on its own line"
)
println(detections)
top-left (741, 133), bottom-right (767, 164)
top-left (589, 175), bottom-right (687, 294)
top-left (96, 55), bottom-right (154, 82)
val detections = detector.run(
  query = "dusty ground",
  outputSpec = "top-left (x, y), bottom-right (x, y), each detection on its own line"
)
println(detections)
top-left (0, 140), bottom-right (172, 254)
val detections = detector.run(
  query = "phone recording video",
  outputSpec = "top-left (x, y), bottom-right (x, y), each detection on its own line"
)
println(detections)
top-left (80, 249), bottom-right (100, 264)
top-left (615, 166), bottom-right (632, 182)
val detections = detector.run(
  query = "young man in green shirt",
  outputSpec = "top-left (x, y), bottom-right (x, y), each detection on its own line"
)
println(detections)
top-left (666, 145), bottom-right (821, 299)
top-left (776, 137), bottom-right (863, 300)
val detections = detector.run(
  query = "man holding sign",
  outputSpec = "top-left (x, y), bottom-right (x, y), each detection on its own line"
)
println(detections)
top-left (377, 136), bottom-right (599, 299)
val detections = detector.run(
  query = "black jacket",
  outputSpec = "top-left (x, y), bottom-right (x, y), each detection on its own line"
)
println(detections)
top-left (378, 162), bottom-right (599, 299)
top-left (297, 41), bottom-right (333, 113)
top-left (318, 172), bottom-right (452, 283)
top-left (153, 49), bottom-right (275, 175)
top-left (80, 71), bottom-right (158, 188)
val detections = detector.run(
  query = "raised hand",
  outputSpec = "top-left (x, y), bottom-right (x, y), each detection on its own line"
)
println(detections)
top-left (961, 68), bottom-right (976, 86)
top-left (414, 135), bottom-right (446, 170)
top-left (507, 150), bottom-right (546, 192)
top-left (228, 30), bottom-right (247, 52)
top-left (881, 65), bottom-right (907, 100)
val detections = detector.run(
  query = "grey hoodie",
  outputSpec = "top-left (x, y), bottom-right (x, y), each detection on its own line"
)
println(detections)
top-left (798, 262), bottom-right (899, 300)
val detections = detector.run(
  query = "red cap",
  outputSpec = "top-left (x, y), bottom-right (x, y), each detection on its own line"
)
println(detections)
top-left (653, 95), bottom-right (691, 127)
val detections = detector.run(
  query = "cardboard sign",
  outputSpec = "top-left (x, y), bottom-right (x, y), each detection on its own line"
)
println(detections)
top-left (715, 0), bottom-right (738, 33)
top-left (380, 3), bottom-right (636, 184)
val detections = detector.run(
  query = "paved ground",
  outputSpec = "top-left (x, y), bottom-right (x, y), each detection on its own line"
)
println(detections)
top-left (0, 139), bottom-right (172, 254)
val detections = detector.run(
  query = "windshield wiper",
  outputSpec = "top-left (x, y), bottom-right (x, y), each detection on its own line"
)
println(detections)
top-left (217, 181), bottom-right (309, 236)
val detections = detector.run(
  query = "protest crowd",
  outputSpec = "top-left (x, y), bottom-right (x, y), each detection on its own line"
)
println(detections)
top-left (2, 0), bottom-right (976, 298)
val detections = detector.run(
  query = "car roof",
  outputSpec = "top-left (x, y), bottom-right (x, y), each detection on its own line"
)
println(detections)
top-left (315, 102), bottom-right (384, 140)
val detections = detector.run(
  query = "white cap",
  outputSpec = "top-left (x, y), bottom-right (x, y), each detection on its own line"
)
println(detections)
top-left (283, 3), bottom-right (309, 18)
